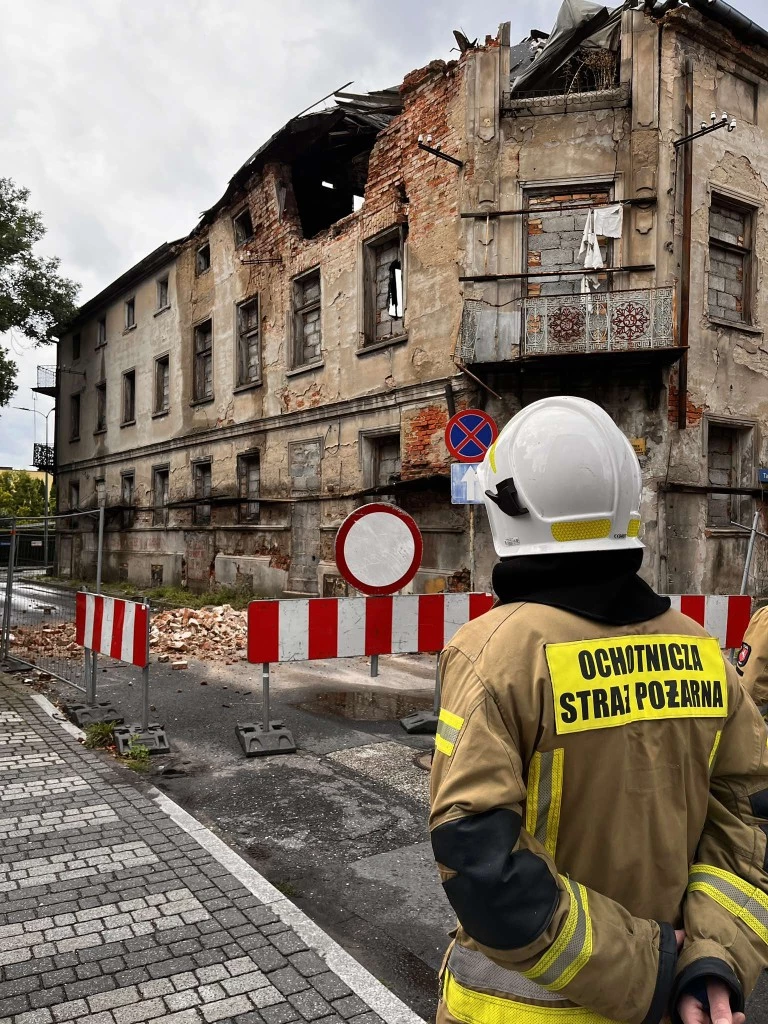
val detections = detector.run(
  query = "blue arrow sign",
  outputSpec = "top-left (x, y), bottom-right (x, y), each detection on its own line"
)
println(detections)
top-left (451, 463), bottom-right (485, 505)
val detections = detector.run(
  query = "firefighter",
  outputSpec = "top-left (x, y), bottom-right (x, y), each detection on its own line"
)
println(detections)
top-left (430, 396), bottom-right (766, 1024)
top-left (736, 603), bottom-right (768, 710)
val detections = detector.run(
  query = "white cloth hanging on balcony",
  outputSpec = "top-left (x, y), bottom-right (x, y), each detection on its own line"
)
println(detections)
top-left (579, 204), bottom-right (623, 270)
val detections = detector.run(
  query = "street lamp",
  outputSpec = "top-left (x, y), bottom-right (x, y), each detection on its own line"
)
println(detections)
top-left (12, 404), bottom-right (55, 569)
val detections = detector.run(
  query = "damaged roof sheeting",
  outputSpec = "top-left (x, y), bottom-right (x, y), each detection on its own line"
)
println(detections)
top-left (510, 0), bottom-right (625, 95)
top-left (644, 0), bottom-right (768, 51)
top-left (197, 88), bottom-right (403, 239)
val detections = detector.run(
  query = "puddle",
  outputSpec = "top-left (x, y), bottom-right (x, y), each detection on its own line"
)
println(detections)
top-left (297, 690), bottom-right (433, 722)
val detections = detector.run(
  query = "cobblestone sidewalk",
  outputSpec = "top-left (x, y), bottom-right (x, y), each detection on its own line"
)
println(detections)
top-left (0, 677), bottom-right (424, 1024)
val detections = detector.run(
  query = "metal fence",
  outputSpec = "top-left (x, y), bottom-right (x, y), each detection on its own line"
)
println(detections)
top-left (0, 508), bottom-right (103, 693)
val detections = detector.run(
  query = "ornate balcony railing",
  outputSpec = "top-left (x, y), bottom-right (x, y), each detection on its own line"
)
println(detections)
top-left (523, 287), bottom-right (675, 356)
top-left (33, 444), bottom-right (54, 471)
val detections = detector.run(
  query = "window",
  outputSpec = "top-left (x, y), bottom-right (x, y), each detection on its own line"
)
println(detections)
top-left (708, 196), bottom-right (754, 324)
top-left (121, 472), bottom-right (135, 529)
top-left (95, 478), bottom-right (105, 507)
top-left (154, 355), bottom-right (170, 413)
top-left (292, 269), bottom-right (322, 368)
top-left (236, 298), bottom-right (261, 386)
top-left (233, 209), bottom-right (254, 246)
top-left (152, 467), bottom-right (169, 527)
top-left (125, 297), bottom-right (136, 330)
top-left (238, 453), bottom-right (260, 522)
top-left (122, 369), bottom-right (136, 424)
top-left (70, 394), bottom-right (81, 441)
top-left (95, 382), bottom-right (106, 433)
top-left (72, 333), bottom-right (81, 361)
top-left (69, 481), bottom-right (79, 529)
top-left (97, 316), bottom-right (107, 347)
top-left (193, 319), bottom-right (213, 401)
top-left (365, 433), bottom-right (401, 489)
top-left (193, 462), bottom-right (212, 525)
top-left (706, 420), bottom-right (755, 529)
top-left (196, 243), bottom-right (211, 275)
top-left (364, 227), bottom-right (405, 346)
top-left (157, 276), bottom-right (169, 310)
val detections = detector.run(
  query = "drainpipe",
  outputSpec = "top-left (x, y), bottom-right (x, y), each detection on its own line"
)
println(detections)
top-left (646, 0), bottom-right (768, 52)
top-left (677, 58), bottom-right (693, 430)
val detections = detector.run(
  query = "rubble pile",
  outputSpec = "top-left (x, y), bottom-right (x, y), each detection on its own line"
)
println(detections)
top-left (10, 605), bottom-right (248, 665)
top-left (149, 605), bottom-right (247, 664)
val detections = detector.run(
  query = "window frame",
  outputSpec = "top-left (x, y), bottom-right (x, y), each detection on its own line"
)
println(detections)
top-left (362, 225), bottom-right (407, 348)
top-left (121, 368), bottom-right (136, 425)
top-left (69, 393), bottom-right (81, 442)
top-left (704, 414), bottom-right (757, 532)
top-left (235, 296), bottom-right (261, 388)
top-left (124, 296), bottom-right (136, 331)
top-left (120, 471), bottom-right (135, 529)
top-left (192, 317), bottom-right (214, 403)
top-left (196, 242), bottom-right (211, 276)
top-left (156, 275), bottom-right (170, 312)
top-left (192, 459), bottom-right (212, 526)
top-left (237, 450), bottom-right (261, 523)
top-left (96, 316), bottom-right (107, 348)
top-left (95, 381), bottom-right (107, 434)
top-left (72, 332), bottom-right (81, 361)
top-left (291, 267), bottom-right (323, 370)
top-left (707, 191), bottom-right (756, 327)
top-left (154, 353), bottom-right (170, 415)
top-left (68, 480), bottom-right (80, 529)
top-left (152, 465), bottom-right (170, 527)
top-left (233, 208), bottom-right (255, 247)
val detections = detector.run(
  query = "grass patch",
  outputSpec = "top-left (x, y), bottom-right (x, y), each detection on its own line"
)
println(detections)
top-left (83, 721), bottom-right (117, 749)
top-left (274, 880), bottom-right (301, 898)
top-left (122, 736), bottom-right (151, 772)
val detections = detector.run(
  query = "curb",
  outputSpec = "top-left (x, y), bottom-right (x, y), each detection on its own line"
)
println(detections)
top-left (31, 687), bottom-right (426, 1024)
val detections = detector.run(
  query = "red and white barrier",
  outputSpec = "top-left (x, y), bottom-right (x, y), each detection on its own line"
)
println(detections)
top-left (670, 595), bottom-right (752, 649)
top-left (248, 593), bottom-right (495, 664)
top-left (75, 593), bottom-right (150, 668)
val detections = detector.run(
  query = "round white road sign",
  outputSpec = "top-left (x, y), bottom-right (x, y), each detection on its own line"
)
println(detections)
top-left (335, 503), bottom-right (423, 596)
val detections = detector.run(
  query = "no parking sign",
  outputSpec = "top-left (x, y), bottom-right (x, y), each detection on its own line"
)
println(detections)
top-left (445, 410), bottom-right (498, 463)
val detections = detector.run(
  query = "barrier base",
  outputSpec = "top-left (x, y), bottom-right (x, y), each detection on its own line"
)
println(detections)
top-left (236, 721), bottom-right (296, 757)
top-left (400, 711), bottom-right (438, 735)
top-left (113, 723), bottom-right (171, 756)
top-left (67, 702), bottom-right (124, 728)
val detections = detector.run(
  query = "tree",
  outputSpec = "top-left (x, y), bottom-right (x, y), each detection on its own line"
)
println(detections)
top-left (0, 178), bottom-right (79, 407)
top-left (0, 471), bottom-right (46, 518)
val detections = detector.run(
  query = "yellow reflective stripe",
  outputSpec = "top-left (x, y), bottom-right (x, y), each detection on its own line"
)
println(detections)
top-left (546, 749), bottom-right (564, 860)
top-left (488, 441), bottom-right (497, 474)
top-left (553, 886), bottom-right (592, 990)
top-left (551, 519), bottom-right (611, 543)
top-left (688, 883), bottom-right (768, 946)
top-left (689, 863), bottom-right (768, 946)
top-left (627, 519), bottom-right (641, 538)
top-left (525, 752), bottom-right (541, 837)
top-left (523, 877), bottom-right (580, 982)
top-left (435, 708), bottom-right (465, 758)
top-left (443, 970), bottom-right (617, 1024)
top-left (708, 730), bottom-right (722, 773)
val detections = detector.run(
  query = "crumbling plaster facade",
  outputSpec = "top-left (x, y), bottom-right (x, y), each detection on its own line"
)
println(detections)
top-left (57, 5), bottom-right (768, 599)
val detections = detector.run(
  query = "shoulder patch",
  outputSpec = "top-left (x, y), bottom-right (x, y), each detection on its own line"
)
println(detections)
top-left (736, 642), bottom-right (752, 676)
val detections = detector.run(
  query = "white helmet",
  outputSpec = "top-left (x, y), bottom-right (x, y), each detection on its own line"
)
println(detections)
top-left (477, 396), bottom-right (643, 558)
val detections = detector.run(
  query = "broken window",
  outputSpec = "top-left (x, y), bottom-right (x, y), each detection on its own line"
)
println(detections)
top-left (153, 467), bottom-right (169, 527)
top-left (97, 317), bottom-right (107, 347)
top-left (707, 421), bottom-right (754, 529)
top-left (193, 319), bottom-right (213, 401)
top-left (125, 297), bottom-right (135, 330)
top-left (236, 297), bottom-right (261, 386)
top-left (121, 472), bottom-right (135, 529)
top-left (196, 242), bottom-right (211, 275)
top-left (524, 186), bottom-right (612, 297)
top-left (122, 369), bottom-right (136, 424)
top-left (709, 196), bottom-right (754, 325)
top-left (154, 355), bottom-right (170, 413)
top-left (70, 394), bottom-right (81, 441)
top-left (157, 276), bottom-right (169, 310)
top-left (364, 432), bottom-right (401, 489)
top-left (364, 227), bottom-right (405, 346)
top-left (292, 270), bottom-right (322, 368)
top-left (72, 332), bottom-right (81, 361)
top-left (238, 453), bottom-right (260, 523)
top-left (95, 382), bottom-right (107, 433)
top-left (193, 461), bottom-right (212, 525)
top-left (233, 208), bottom-right (254, 246)
top-left (69, 480), bottom-right (79, 529)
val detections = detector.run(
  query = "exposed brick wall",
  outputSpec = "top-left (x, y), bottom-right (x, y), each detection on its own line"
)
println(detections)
top-left (401, 404), bottom-right (450, 480)
top-left (667, 372), bottom-right (705, 426)
top-left (526, 190), bottom-right (610, 296)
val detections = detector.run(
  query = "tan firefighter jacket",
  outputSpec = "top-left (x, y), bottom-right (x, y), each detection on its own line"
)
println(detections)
top-left (736, 604), bottom-right (768, 707)
top-left (430, 601), bottom-right (768, 1024)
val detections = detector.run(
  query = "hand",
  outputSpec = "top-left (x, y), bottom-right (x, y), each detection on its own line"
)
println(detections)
top-left (677, 980), bottom-right (746, 1024)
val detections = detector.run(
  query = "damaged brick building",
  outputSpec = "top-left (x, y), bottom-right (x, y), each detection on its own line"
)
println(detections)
top-left (53, 0), bottom-right (768, 597)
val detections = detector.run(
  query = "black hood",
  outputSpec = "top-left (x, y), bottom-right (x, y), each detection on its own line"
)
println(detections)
top-left (491, 549), bottom-right (671, 625)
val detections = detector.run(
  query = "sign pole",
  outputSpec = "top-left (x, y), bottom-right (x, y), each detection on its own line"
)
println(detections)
top-left (469, 506), bottom-right (476, 592)
top-left (370, 654), bottom-right (379, 678)
top-left (140, 602), bottom-right (151, 733)
top-left (262, 662), bottom-right (271, 732)
top-left (1, 521), bottom-right (15, 660)
top-left (89, 502), bottom-right (105, 708)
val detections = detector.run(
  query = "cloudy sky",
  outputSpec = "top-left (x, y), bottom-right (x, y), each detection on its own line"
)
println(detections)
top-left (1, 0), bottom-right (765, 469)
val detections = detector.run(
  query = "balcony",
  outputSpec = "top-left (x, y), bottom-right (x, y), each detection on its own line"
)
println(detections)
top-left (33, 444), bottom-right (54, 472)
top-left (458, 287), bottom-right (680, 370)
top-left (32, 365), bottom-right (57, 398)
